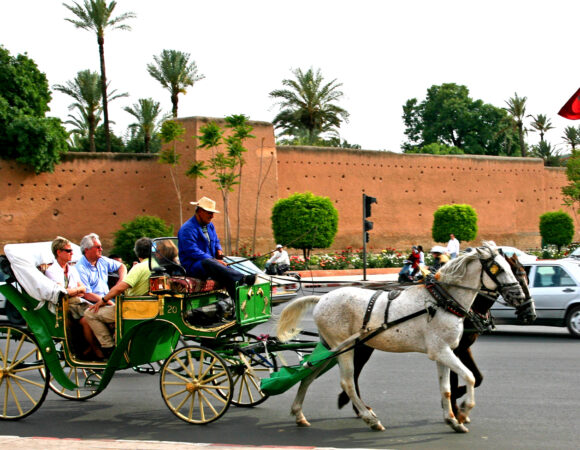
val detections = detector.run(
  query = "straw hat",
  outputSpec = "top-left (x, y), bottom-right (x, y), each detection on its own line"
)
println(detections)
top-left (190, 197), bottom-right (220, 213)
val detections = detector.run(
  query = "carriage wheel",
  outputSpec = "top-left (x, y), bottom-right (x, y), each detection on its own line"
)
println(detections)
top-left (160, 345), bottom-right (233, 424)
top-left (38, 343), bottom-right (103, 401)
top-left (213, 335), bottom-right (278, 407)
top-left (46, 364), bottom-right (102, 401)
top-left (0, 324), bottom-right (49, 420)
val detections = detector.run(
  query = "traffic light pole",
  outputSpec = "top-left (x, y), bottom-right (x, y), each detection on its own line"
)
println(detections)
top-left (362, 194), bottom-right (376, 281)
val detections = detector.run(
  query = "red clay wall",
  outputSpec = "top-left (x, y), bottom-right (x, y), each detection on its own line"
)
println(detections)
top-left (276, 146), bottom-right (572, 251)
top-left (0, 117), bottom-right (573, 253)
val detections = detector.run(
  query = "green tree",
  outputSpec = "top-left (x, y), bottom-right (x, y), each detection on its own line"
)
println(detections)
top-left (432, 204), bottom-right (478, 243)
top-left (403, 142), bottom-right (464, 155)
top-left (124, 98), bottom-right (166, 153)
top-left (504, 93), bottom-right (528, 156)
top-left (54, 69), bottom-right (126, 152)
top-left (70, 124), bottom-right (125, 152)
top-left (539, 210), bottom-right (574, 250)
top-left (271, 192), bottom-right (339, 260)
top-left (528, 113), bottom-right (554, 143)
top-left (158, 120), bottom-right (186, 226)
top-left (0, 46), bottom-right (68, 173)
top-left (147, 49), bottom-right (204, 118)
top-left (562, 126), bottom-right (580, 152)
top-left (269, 67), bottom-right (349, 145)
top-left (112, 215), bottom-right (173, 264)
top-left (561, 150), bottom-right (580, 225)
top-left (124, 127), bottom-right (161, 153)
top-left (191, 116), bottom-right (255, 253)
top-left (63, 0), bottom-right (135, 152)
top-left (530, 141), bottom-right (561, 167)
top-left (402, 83), bottom-right (517, 155)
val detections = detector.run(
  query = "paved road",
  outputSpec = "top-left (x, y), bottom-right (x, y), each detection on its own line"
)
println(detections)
top-left (1, 311), bottom-right (578, 450)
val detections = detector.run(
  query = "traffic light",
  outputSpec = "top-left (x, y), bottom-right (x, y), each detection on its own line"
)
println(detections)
top-left (363, 194), bottom-right (377, 243)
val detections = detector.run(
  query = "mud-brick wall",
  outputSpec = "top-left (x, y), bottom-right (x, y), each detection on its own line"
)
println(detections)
top-left (0, 153), bottom-right (177, 250)
top-left (0, 117), bottom-right (280, 253)
top-left (276, 146), bottom-right (572, 250)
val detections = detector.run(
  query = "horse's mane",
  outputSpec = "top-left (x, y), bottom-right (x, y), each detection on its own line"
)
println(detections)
top-left (438, 241), bottom-right (497, 284)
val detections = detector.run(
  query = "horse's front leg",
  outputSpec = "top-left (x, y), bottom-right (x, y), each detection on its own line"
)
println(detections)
top-left (290, 359), bottom-right (331, 427)
top-left (337, 352), bottom-right (384, 431)
top-left (435, 350), bottom-right (474, 433)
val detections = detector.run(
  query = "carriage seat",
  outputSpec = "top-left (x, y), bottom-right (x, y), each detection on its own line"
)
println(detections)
top-left (149, 274), bottom-right (222, 295)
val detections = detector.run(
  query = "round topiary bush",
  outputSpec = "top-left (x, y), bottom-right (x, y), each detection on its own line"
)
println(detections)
top-left (432, 204), bottom-right (478, 243)
top-left (539, 210), bottom-right (574, 250)
top-left (112, 215), bottom-right (173, 264)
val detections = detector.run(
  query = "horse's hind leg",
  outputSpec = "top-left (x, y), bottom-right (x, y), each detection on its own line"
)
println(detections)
top-left (337, 352), bottom-right (384, 431)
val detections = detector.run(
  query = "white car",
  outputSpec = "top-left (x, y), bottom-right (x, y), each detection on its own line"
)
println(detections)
top-left (224, 256), bottom-right (299, 304)
top-left (497, 246), bottom-right (537, 263)
top-left (491, 259), bottom-right (580, 337)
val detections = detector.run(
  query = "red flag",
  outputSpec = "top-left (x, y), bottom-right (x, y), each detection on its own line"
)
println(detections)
top-left (558, 88), bottom-right (580, 120)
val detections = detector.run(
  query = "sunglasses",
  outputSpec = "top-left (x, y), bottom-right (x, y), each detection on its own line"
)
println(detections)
top-left (60, 249), bottom-right (73, 253)
top-left (93, 246), bottom-right (103, 250)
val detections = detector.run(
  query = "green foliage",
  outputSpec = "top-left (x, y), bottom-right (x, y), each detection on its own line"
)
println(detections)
top-left (432, 204), bottom-right (478, 243)
top-left (403, 142), bottom-right (464, 155)
top-left (69, 124), bottom-right (125, 152)
top-left (0, 46), bottom-right (69, 173)
top-left (270, 67), bottom-right (349, 146)
top-left (147, 49), bottom-right (204, 117)
top-left (123, 128), bottom-right (161, 153)
top-left (271, 192), bottom-right (339, 259)
top-left (112, 215), bottom-right (173, 264)
top-left (562, 150), bottom-right (580, 214)
top-left (530, 141), bottom-right (562, 167)
top-left (539, 210), bottom-right (574, 250)
top-left (402, 83), bottom-right (519, 156)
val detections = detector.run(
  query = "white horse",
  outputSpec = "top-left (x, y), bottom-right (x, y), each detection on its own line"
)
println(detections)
top-left (276, 242), bottom-right (526, 433)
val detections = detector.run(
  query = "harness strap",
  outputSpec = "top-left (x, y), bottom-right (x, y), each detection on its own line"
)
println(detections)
top-left (361, 290), bottom-right (382, 331)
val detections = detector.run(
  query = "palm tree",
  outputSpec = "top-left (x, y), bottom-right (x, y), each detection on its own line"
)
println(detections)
top-left (147, 49), bottom-right (205, 118)
top-left (528, 113), bottom-right (554, 143)
top-left (269, 67), bottom-right (350, 145)
top-left (530, 140), bottom-right (561, 166)
top-left (54, 69), bottom-right (126, 152)
top-left (124, 98), bottom-right (166, 153)
top-left (504, 93), bottom-right (528, 156)
top-left (563, 126), bottom-right (580, 151)
top-left (63, 0), bottom-right (135, 152)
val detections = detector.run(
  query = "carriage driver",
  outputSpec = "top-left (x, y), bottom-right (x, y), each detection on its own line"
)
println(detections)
top-left (178, 197), bottom-right (256, 300)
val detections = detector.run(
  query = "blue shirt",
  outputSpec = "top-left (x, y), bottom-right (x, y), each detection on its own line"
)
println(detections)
top-left (178, 216), bottom-right (222, 278)
top-left (76, 255), bottom-right (122, 297)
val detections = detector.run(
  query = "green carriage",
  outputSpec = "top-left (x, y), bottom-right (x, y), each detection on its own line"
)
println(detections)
top-left (0, 237), bottom-right (282, 424)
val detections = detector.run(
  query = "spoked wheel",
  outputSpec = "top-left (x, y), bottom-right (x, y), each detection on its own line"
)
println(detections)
top-left (46, 363), bottom-right (103, 401)
top-left (217, 337), bottom-right (278, 407)
top-left (38, 343), bottom-right (103, 401)
top-left (0, 324), bottom-right (49, 420)
top-left (160, 345), bottom-right (233, 424)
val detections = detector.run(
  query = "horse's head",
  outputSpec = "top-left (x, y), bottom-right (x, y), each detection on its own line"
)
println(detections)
top-left (502, 252), bottom-right (537, 324)
top-left (476, 242), bottom-right (527, 310)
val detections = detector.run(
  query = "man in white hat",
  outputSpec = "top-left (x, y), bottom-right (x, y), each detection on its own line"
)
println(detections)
top-left (178, 197), bottom-right (255, 299)
top-left (265, 244), bottom-right (290, 275)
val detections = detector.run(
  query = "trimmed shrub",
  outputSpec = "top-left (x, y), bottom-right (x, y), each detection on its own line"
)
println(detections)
top-left (539, 210), bottom-right (574, 250)
top-left (432, 204), bottom-right (478, 243)
top-left (112, 215), bottom-right (173, 264)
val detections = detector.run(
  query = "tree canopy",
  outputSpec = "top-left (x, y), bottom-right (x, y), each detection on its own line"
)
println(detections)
top-left (271, 192), bottom-right (338, 259)
top-left (403, 83), bottom-right (519, 156)
top-left (432, 204), bottom-right (478, 243)
top-left (0, 46), bottom-right (68, 173)
top-left (270, 67), bottom-right (350, 146)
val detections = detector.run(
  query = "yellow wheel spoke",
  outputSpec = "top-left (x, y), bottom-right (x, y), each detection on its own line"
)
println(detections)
top-left (9, 374), bottom-right (46, 389)
top-left (8, 380), bottom-right (24, 416)
top-left (165, 387), bottom-right (188, 400)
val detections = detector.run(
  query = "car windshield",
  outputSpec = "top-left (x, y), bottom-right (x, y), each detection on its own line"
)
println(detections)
top-left (571, 248), bottom-right (580, 258)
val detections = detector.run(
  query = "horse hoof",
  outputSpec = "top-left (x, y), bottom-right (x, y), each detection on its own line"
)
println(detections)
top-left (371, 422), bottom-right (385, 431)
top-left (296, 419), bottom-right (311, 427)
top-left (463, 416), bottom-right (471, 424)
top-left (454, 423), bottom-right (469, 433)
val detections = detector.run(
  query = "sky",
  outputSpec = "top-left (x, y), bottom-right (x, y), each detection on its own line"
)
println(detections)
top-left (2, 0), bottom-right (580, 152)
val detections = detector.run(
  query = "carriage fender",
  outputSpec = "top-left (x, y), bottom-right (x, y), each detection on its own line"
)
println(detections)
top-left (0, 283), bottom-right (76, 390)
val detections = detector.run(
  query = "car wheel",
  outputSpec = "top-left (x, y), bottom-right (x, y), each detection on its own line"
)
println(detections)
top-left (565, 305), bottom-right (580, 338)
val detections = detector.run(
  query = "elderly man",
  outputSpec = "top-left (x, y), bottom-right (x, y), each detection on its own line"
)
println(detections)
top-left (265, 244), bottom-right (290, 275)
top-left (77, 233), bottom-right (126, 357)
top-left (178, 197), bottom-right (255, 300)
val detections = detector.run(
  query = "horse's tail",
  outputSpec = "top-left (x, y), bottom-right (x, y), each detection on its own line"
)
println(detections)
top-left (277, 295), bottom-right (321, 342)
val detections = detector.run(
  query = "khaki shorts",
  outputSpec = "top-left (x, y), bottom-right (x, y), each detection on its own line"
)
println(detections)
top-left (68, 297), bottom-right (89, 320)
